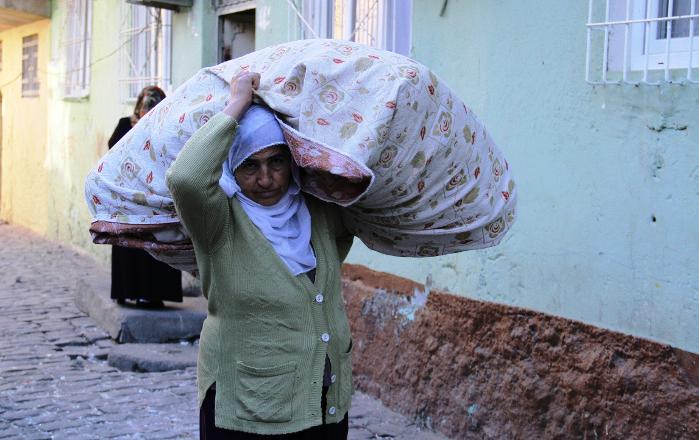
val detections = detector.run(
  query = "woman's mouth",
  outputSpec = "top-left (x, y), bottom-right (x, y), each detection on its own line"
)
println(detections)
top-left (256, 190), bottom-right (279, 198)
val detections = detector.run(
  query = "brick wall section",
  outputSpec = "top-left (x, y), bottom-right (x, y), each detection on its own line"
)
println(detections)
top-left (341, 264), bottom-right (699, 439)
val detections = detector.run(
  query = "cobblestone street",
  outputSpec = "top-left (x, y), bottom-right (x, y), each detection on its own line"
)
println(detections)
top-left (0, 223), bottom-right (447, 440)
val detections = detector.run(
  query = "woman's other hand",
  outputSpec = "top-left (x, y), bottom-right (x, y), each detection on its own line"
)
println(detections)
top-left (223, 71), bottom-right (261, 120)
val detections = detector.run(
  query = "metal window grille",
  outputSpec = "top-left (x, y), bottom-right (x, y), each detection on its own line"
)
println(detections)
top-left (294, 0), bottom-right (412, 55)
top-left (586, 0), bottom-right (699, 85)
top-left (119, 4), bottom-right (172, 101)
top-left (22, 34), bottom-right (40, 97)
top-left (302, 0), bottom-right (333, 39)
top-left (63, 0), bottom-right (92, 98)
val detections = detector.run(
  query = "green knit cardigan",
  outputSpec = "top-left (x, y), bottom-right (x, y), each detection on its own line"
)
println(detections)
top-left (167, 113), bottom-right (354, 434)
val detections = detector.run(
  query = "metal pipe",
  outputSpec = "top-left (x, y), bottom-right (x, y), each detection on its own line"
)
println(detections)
top-left (586, 0), bottom-right (594, 83)
top-left (587, 12), bottom-right (699, 27)
top-left (664, 0), bottom-right (674, 81)
top-left (285, 0), bottom-right (318, 38)
top-left (623, 0), bottom-right (631, 83)
top-left (602, 0), bottom-right (611, 83)
top-left (643, 0), bottom-right (653, 83)
top-left (688, 0), bottom-right (697, 82)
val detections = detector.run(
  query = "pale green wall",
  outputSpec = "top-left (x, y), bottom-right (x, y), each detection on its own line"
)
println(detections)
top-left (171, 0), bottom-right (218, 86)
top-left (255, 0), bottom-right (302, 50)
top-left (343, 0), bottom-right (699, 353)
top-left (44, 0), bottom-right (126, 261)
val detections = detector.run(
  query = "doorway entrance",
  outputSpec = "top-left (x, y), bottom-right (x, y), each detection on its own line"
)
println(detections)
top-left (218, 8), bottom-right (255, 63)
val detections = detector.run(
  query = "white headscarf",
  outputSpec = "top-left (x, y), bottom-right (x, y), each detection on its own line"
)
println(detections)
top-left (219, 105), bottom-right (317, 276)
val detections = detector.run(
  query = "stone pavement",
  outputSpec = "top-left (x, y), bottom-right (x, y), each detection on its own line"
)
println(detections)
top-left (0, 223), bottom-right (448, 440)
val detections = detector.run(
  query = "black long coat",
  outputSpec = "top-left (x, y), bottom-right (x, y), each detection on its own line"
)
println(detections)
top-left (109, 117), bottom-right (182, 303)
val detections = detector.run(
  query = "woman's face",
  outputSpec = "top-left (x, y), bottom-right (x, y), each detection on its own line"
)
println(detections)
top-left (234, 145), bottom-right (292, 206)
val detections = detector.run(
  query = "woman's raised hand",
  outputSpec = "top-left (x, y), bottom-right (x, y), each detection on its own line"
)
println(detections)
top-left (223, 71), bottom-right (261, 120)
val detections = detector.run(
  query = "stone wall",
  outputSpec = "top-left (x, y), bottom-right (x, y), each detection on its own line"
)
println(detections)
top-left (342, 264), bottom-right (699, 439)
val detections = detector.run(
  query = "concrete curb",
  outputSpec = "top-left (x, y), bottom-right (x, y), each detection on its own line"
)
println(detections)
top-left (74, 272), bottom-right (207, 343)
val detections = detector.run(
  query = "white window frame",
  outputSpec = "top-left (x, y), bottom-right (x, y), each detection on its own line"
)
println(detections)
top-left (300, 0), bottom-right (412, 56)
top-left (22, 34), bottom-right (40, 98)
top-left (63, 0), bottom-right (92, 99)
top-left (645, 0), bottom-right (699, 65)
top-left (119, 4), bottom-right (172, 102)
top-left (587, 0), bottom-right (699, 84)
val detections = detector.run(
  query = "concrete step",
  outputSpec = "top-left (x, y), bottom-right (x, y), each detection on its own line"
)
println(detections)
top-left (74, 274), bottom-right (207, 343)
top-left (108, 343), bottom-right (198, 372)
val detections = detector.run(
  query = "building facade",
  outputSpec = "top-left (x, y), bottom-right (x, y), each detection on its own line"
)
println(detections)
top-left (0, 0), bottom-right (697, 356)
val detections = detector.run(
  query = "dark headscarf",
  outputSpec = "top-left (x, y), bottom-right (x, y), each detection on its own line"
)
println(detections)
top-left (133, 86), bottom-right (166, 120)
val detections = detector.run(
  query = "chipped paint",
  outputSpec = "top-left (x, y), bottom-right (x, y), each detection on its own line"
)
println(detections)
top-left (398, 275), bottom-right (432, 321)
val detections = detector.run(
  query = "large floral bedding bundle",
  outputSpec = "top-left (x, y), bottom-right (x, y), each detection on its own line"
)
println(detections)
top-left (85, 39), bottom-right (516, 273)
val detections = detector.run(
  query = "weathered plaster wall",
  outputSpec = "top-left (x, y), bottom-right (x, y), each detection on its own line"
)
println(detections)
top-left (342, 0), bottom-right (699, 353)
top-left (342, 264), bottom-right (699, 439)
top-left (43, 0), bottom-right (126, 260)
top-left (0, 20), bottom-right (50, 233)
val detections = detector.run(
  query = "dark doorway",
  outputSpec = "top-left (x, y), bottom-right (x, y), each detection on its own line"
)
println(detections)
top-left (218, 8), bottom-right (255, 63)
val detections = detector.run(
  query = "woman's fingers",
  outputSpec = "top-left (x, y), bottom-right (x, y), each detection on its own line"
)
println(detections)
top-left (230, 71), bottom-right (260, 96)
top-left (222, 71), bottom-right (260, 119)
top-left (230, 71), bottom-right (258, 85)
top-left (250, 72), bottom-right (261, 90)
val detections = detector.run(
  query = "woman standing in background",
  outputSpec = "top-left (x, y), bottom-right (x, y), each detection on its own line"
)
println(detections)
top-left (108, 86), bottom-right (183, 308)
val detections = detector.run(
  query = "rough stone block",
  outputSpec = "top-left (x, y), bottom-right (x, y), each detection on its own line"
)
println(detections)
top-left (107, 343), bottom-right (197, 372)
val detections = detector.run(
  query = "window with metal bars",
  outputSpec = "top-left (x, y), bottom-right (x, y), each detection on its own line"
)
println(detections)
top-left (119, 4), bottom-right (172, 101)
top-left (587, 0), bottom-right (699, 84)
top-left (300, 0), bottom-right (412, 56)
top-left (63, 0), bottom-right (92, 98)
top-left (22, 35), bottom-right (40, 98)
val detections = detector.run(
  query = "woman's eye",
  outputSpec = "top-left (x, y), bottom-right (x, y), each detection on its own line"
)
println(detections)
top-left (240, 163), bottom-right (257, 172)
top-left (270, 157), bottom-right (287, 167)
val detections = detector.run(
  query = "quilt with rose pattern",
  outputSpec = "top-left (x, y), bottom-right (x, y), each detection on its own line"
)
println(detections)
top-left (85, 39), bottom-right (517, 274)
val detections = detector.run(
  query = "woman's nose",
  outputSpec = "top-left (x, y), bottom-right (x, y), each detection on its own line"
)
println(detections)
top-left (257, 167), bottom-right (273, 188)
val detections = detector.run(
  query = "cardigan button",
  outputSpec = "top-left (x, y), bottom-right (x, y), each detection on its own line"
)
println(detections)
top-left (328, 406), bottom-right (336, 415)
top-left (315, 293), bottom-right (324, 303)
top-left (321, 333), bottom-right (330, 343)
top-left (330, 374), bottom-right (337, 384)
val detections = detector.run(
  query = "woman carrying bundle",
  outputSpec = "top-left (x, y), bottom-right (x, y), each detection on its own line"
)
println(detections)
top-left (167, 71), bottom-right (354, 439)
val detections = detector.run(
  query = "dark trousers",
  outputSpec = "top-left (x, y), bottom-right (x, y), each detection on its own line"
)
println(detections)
top-left (200, 385), bottom-right (349, 440)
